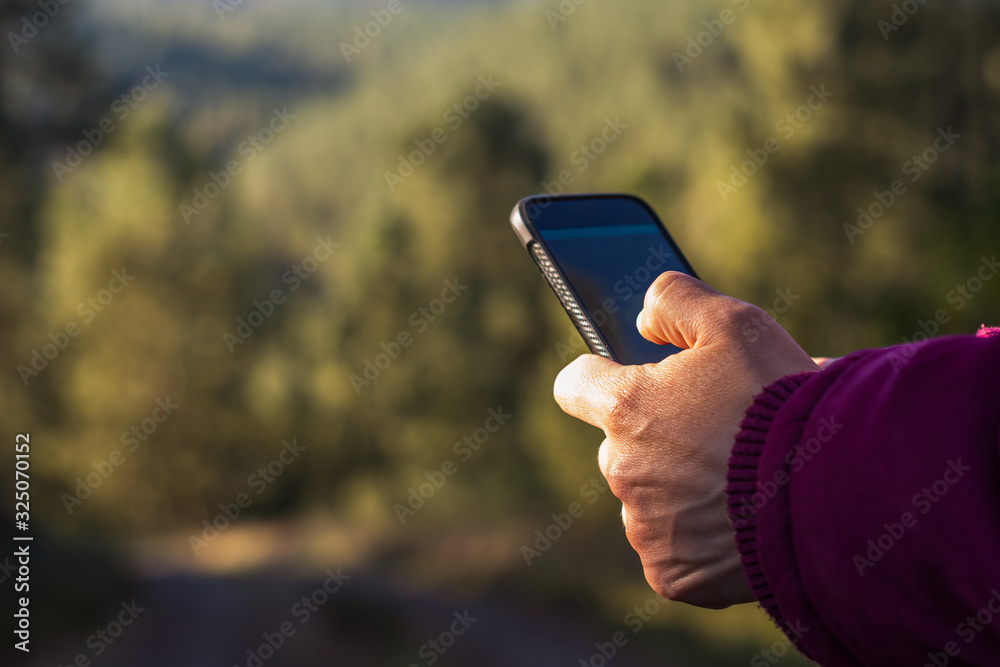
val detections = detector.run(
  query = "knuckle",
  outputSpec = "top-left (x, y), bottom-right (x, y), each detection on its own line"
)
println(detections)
top-left (644, 271), bottom-right (691, 310)
top-left (644, 564), bottom-right (700, 604)
top-left (605, 382), bottom-right (642, 427)
top-left (646, 570), bottom-right (683, 601)
top-left (623, 521), bottom-right (702, 605)
top-left (602, 367), bottom-right (652, 438)
top-left (622, 512), bottom-right (657, 546)
top-left (603, 453), bottom-right (637, 502)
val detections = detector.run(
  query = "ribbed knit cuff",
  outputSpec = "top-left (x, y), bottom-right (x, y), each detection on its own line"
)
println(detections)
top-left (726, 372), bottom-right (815, 645)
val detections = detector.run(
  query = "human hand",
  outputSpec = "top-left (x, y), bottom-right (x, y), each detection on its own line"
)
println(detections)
top-left (553, 272), bottom-right (819, 608)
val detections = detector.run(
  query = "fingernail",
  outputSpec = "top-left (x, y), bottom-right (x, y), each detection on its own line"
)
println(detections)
top-left (635, 309), bottom-right (644, 331)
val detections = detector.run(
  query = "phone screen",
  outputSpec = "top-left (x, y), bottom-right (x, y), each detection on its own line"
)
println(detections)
top-left (526, 196), bottom-right (695, 364)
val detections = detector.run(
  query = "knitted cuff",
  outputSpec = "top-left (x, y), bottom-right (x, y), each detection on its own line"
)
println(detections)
top-left (726, 372), bottom-right (815, 644)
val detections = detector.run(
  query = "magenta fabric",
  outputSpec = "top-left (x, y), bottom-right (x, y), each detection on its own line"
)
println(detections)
top-left (727, 330), bottom-right (1000, 666)
top-left (979, 325), bottom-right (1000, 338)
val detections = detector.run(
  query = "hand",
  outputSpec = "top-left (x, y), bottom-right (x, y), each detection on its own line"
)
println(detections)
top-left (553, 272), bottom-right (818, 608)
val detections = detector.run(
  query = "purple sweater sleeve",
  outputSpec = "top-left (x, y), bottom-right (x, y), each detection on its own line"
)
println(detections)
top-left (727, 328), bottom-right (1000, 666)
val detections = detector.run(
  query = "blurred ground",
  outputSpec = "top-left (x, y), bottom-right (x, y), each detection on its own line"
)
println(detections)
top-left (13, 516), bottom-right (810, 666)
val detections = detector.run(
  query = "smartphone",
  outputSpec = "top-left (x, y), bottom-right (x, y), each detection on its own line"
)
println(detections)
top-left (510, 193), bottom-right (697, 365)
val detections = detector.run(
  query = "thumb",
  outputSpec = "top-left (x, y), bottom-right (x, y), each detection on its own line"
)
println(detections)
top-left (636, 272), bottom-right (742, 351)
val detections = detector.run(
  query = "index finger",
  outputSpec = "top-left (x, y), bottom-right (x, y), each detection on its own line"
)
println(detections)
top-left (553, 353), bottom-right (632, 430)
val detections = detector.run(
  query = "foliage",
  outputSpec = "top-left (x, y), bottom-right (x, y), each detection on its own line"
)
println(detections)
top-left (3, 0), bottom-right (999, 662)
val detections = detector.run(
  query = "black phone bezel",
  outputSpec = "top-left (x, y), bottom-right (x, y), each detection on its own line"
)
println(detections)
top-left (511, 192), bottom-right (697, 364)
